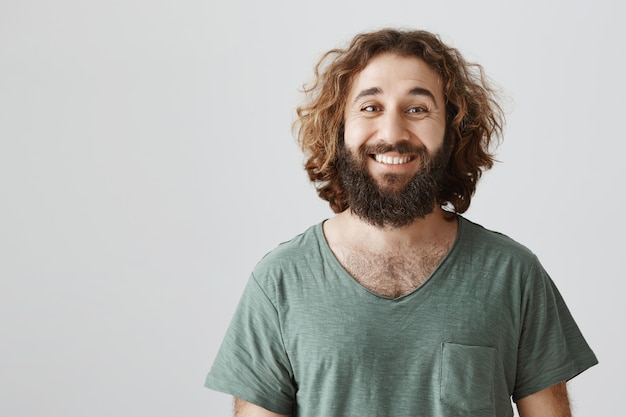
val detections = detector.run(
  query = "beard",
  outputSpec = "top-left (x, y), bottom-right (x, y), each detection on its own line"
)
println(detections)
top-left (337, 140), bottom-right (449, 229)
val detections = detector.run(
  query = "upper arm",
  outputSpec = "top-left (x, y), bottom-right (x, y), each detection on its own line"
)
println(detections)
top-left (516, 381), bottom-right (571, 417)
top-left (234, 398), bottom-right (291, 417)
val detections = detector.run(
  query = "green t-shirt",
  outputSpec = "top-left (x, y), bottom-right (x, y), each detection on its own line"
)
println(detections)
top-left (205, 217), bottom-right (597, 416)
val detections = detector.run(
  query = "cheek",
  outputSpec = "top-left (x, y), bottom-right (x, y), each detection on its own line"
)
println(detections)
top-left (343, 119), bottom-right (371, 148)
top-left (418, 122), bottom-right (447, 149)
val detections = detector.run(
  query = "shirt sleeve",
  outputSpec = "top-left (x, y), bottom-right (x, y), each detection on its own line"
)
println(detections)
top-left (512, 256), bottom-right (598, 401)
top-left (205, 273), bottom-right (296, 414)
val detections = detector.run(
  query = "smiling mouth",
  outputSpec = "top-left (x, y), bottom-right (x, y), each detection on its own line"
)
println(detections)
top-left (373, 154), bottom-right (416, 165)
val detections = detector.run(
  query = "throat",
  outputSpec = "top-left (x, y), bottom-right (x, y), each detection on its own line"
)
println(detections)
top-left (322, 210), bottom-right (459, 298)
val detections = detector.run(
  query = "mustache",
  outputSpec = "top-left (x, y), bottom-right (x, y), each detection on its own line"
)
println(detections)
top-left (360, 141), bottom-right (427, 156)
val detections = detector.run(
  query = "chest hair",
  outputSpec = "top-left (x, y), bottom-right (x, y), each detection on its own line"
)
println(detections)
top-left (335, 242), bottom-right (450, 298)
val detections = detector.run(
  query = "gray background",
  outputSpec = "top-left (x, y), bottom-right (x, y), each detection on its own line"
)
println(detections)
top-left (1, 0), bottom-right (622, 415)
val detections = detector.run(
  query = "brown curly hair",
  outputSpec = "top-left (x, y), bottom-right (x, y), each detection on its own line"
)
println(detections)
top-left (295, 28), bottom-right (504, 214)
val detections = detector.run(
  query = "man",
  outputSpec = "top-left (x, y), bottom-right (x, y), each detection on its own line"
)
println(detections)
top-left (205, 29), bottom-right (597, 417)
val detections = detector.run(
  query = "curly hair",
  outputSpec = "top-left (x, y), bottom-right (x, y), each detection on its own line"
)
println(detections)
top-left (295, 28), bottom-right (504, 214)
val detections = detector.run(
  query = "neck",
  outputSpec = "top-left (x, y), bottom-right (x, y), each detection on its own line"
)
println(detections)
top-left (329, 206), bottom-right (458, 252)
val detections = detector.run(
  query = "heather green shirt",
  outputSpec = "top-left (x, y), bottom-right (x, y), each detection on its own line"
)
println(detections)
top-left (205, 217), bottom-right (597, 416)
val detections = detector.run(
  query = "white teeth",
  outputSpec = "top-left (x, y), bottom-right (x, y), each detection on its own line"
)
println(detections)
top-left (374, 154), bottom-right (413, 165)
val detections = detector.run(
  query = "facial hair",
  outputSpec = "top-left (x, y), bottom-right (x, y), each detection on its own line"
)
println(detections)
top-left (337, 140), bottom-right (449, 229)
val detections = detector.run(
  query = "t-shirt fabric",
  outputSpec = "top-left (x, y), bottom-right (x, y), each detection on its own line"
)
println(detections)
top-left (205, 217), bottom-right (598, 416)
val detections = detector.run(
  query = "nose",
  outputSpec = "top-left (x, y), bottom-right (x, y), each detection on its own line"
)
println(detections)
top-left (378, 109), bottom-right (409, 144)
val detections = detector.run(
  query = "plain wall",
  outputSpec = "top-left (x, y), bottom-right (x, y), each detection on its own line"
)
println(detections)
top-left (1, 0), bottom-right (622, 415)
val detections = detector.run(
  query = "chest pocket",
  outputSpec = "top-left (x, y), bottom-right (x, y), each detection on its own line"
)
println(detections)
top-left (440, 342), bottom-right (495, 413)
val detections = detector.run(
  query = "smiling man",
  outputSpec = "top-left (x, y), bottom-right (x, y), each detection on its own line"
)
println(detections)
top-left (205, 29), bottom-right (597, 417)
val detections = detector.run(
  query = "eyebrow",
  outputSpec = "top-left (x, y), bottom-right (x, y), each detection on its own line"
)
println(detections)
top-left (408, 87), bottom-right (438, 109)
top-left (353, 86), bottom-right (439, 109)
top-left (353, 87), bottom-right (382, 102)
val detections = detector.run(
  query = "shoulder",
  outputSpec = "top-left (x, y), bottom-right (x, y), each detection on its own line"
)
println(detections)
top-left (459, 216), bottom-right (537, 264)
top-left (251, 222), bottom-right (328, 289)
top-left (256, 222), bottom-right (325, 267)
top-left (454, 217), bottom-right (545, 289)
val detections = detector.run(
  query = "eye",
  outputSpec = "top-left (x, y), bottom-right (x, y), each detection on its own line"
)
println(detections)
top-left (407, 106), bottom-right (428, 114)
top-left (361, 105), bottom-right (380, 112)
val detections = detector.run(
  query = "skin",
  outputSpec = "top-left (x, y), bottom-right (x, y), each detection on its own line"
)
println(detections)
top-left (325, 53), bottom-right (457, 297)
top-left (517, 381), bottom-right (572, 417)
top-left (232, 54), bottom-right (573, 417)
top-left (342, 53), bottom-right (447, 193)
top-left (234, 398), bottom-right (289, 417)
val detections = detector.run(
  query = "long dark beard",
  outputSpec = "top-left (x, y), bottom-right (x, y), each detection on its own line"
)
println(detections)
top-left (337, 141), bottom-right (449, 229)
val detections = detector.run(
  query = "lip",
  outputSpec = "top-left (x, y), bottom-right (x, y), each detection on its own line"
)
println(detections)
top-left (372, 154), bottom-right (417, 165)
top-left (366, 153), bottom-right (420, 178)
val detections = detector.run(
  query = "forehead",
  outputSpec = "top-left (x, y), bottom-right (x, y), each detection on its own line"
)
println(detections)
top-left (348, 53), bottom-right (443, 100)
